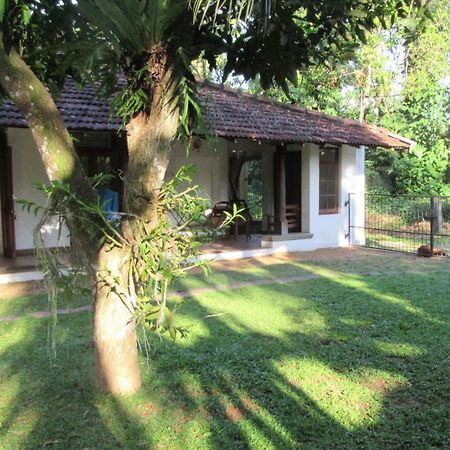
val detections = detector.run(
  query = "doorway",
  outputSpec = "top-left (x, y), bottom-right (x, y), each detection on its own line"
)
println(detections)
top-left (0, 132), bottom-right (16, 257)
top-left (274, 150), bottom-right (302, 233)
top-left (285, 151), bottom-right (302, 207)
top-left (245, 159), bottom-right (262, 220)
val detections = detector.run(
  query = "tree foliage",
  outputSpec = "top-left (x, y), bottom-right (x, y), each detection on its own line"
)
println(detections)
top-left (246, 0), bottom-right (449, 196)
top-left (0, 0), bottom-right (97, 92)
top-left (54, 1), bottom-right (425, 130)
top-left (390, 0), bottom-right (450, 195)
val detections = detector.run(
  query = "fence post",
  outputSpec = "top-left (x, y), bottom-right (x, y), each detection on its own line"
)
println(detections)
top-left (431, 196), bottom-right (443, 235)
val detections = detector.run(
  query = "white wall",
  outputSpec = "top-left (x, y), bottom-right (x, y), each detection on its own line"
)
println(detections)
top-left (349, 146), bottom-right (366, 245)
top-left (165, 139), bottom-right (229, 206)
top-left (8, 128), bottom-right (70, 251)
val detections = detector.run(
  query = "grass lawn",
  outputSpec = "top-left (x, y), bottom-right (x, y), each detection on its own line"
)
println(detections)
top-left (0, 249), bottom-right (449, 449)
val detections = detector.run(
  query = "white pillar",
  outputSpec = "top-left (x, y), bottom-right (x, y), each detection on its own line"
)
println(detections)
top-left (351, 145), bottom-right (366, 245)
top-left (301, 144), bottom-right (318, 233)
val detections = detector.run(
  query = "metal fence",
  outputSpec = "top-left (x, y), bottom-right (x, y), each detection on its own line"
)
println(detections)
top-left (348, 193), bottom-right (450, 256)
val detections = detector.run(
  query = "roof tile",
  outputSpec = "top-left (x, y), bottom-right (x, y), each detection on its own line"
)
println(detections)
top-left (0, 79), bottom-right (412, 149)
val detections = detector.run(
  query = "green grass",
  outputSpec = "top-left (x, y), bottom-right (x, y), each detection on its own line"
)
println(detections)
top-left (0, 253), bottom-right (449, 449)
top-left (0, 290), bottom-right (88, 318)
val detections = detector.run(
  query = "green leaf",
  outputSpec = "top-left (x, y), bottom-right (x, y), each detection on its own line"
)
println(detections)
top-left (0, 0), bottom-right (5, 23)
top-left (22, 4), bottom-right (31, 25)
top-left (349, 9), bottom-right (367, 19)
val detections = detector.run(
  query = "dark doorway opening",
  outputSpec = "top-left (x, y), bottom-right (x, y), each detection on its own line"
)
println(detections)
top-left (285, 151), bottom-right (302, 206)
top-left (274, 150), bottom-right (302, 233)
top-left (0, 132), bottom-right (16, 257)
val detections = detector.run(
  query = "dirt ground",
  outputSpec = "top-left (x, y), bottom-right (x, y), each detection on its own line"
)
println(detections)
top-left (210, 246), bottom-right (450, 272)
top-left (1, 246), bottom-right (448, 300)
top-left (0, 280), bottom-right (45, 300)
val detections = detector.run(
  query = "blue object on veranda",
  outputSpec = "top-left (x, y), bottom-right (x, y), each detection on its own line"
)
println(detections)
top-left (99, 188), bottom-right (119, 221)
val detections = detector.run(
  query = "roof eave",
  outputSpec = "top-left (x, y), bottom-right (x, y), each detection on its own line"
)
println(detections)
top-left (385, 131), bottom-right (416, 150)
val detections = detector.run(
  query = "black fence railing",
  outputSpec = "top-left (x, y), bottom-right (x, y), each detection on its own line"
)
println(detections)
top-left (348, 193), bottom-right (450, 256)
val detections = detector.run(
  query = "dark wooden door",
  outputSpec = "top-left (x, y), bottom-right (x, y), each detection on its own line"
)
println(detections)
top-left (0, 133), bottom-right (16, 257)
top-left (285, 151), bottom-right (302, 205)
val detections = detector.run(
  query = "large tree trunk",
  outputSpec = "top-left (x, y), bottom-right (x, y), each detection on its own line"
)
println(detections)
top-left (93, 244), bottom-right (142, 394)
top-left (0, 36), bottom-right (180, 395)
top-left (94, 51), bottom-right (179, 393)
top-left (125, 60), bottom-right (179, 219)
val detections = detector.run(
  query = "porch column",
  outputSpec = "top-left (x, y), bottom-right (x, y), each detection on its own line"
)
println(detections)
top-left (301, 144), bottom-right (313, 233)
top-left (274, 143), bottom-right (288, 235)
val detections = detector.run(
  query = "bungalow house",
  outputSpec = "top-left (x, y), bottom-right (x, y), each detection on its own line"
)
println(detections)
top-left (0, 79), bottom-right (413, 269)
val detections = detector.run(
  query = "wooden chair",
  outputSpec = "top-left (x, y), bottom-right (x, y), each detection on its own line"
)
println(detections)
top-left (211, 200), bottom-right (252, 239)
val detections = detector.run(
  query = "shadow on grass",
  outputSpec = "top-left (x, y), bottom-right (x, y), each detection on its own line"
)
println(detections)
top-left (0, 315), bottom-right (151, 449)
top-left (0, 262), bottom-right (449, 449)
top-left (151, 267), bottom-right (449, 448)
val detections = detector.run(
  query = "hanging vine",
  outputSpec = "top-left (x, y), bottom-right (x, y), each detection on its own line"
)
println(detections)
top-left (19, 164), bottom-right (242, 360)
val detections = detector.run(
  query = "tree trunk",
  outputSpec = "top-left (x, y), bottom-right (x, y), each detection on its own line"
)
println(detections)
top-left (359, 64), bottom-right (372, 123)
top-left (125, 81), bottom-right (179, 218)
top-left (94, 54), bottom-right (180, 392)
top-left (94, 244), bottom-right (141, 394)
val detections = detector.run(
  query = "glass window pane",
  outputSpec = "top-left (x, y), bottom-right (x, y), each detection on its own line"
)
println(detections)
top-left (327, 180), bottom-right (335, 194)
top-left (319, 149), bottom-right (339, 212)
top-left (329, 194), bottom-right (336, 210)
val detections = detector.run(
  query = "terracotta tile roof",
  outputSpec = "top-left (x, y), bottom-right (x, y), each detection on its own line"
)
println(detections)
top-left (197, 81), bottom-right (413, 149)
top-left (0, 79), bottom-right (121, 131)
top-left (0, 79), bottom-right (413, 149)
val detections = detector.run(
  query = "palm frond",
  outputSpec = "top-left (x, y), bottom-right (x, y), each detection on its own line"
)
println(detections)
top-left (189, 0), bottom-right (274, 26)
top-left (77, 0), bottom-right (186, 51)
top-left (77, 0), bottom-right (147, 51)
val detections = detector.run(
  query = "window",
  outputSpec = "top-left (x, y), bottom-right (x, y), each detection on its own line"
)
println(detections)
top-left (76, 133), bottom-right (127, 210)
top-left (319, 148), bottom-right (339, 214)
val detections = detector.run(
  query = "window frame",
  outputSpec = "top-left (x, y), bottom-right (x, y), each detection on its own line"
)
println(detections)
top-left (319, 148), bottom-right (340, 215)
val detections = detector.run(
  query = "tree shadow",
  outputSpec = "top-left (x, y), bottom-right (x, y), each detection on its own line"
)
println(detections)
top-left (0, 313), bottom-right (151, 449)
top-left (0, 261), bottom-right (448, 449)
top-left (146, 265), bottom-right (449, 448)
